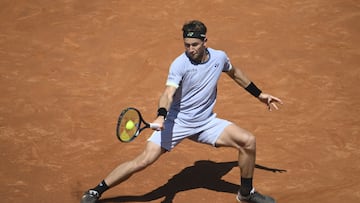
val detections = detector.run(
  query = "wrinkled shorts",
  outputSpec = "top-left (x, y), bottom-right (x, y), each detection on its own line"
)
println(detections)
top-left (148, 116), bottom-right (232, 151)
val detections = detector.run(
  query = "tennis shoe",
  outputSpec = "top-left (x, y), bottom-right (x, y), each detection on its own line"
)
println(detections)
top-left (236, 188), bottom-right (276, 203)
top-left (80, 190), bottom-right (100, 203)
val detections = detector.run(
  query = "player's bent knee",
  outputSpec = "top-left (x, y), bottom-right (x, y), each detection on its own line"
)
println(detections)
top-left (133, 148), bottom-right (163, 171)
top-left (132, 154), bottom-right (158, 172)
top-left (244, 133), bottom-right (256, 150)
top-left (134, 159), bottom-right (152, 171)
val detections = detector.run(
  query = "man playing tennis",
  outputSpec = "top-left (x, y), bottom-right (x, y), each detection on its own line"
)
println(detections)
top-left (81, 20), bottom-right (282, 203)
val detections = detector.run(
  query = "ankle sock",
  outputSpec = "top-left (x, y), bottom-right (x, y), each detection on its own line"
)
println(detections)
top-left (92, 180), bottom-right (109, 196)
top-left (240, 177), bottom-right (253, 196)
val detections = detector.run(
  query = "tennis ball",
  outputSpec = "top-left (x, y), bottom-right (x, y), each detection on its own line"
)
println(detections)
top-left (120, 131), bottom-right (130, 141)
top-left (125, 120), bottom-right (135, 130)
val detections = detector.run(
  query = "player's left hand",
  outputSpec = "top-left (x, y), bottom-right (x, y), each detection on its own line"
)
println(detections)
top-left (258, 93), bottom-right (283, 111)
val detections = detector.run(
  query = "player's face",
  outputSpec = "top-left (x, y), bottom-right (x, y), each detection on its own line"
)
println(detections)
top-left (183, 38), bottom-right (207, 62)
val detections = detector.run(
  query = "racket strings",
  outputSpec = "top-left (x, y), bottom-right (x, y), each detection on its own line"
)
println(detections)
top-left (118, 109), bottom-right (141, 142)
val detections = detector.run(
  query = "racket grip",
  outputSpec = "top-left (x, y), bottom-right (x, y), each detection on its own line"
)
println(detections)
top-left (149, 123), bottom-right (161, 130)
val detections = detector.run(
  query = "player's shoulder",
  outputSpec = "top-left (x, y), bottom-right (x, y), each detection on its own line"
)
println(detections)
top-left (169, 52), bottom-right (188, 72)
top-left (171, 52), bottom-right (188, 63)
top-left (208, 47), bottom-right (228, 58)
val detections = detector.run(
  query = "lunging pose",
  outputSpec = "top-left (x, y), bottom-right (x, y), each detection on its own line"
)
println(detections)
top-left (81, 20), bottom-right (282, 203)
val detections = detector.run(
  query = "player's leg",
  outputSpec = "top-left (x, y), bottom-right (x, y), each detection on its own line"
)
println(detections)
top-left (215, 124), bottom-right (256, 192)
top-left (215, 124), bottom-right (276, 203)
top-left (80, 141), bottom-right (166, 203)
top-left (105, 141), bottom-right (166, 186)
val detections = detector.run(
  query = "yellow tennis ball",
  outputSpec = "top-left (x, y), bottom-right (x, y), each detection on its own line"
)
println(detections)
top-left (125, 120), bottom-right (135, 130)
top-left (120, 130), bottom-right (130, 141)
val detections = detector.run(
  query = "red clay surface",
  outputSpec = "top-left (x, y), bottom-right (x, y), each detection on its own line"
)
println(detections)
top-left (1, 0), bottom-right (360, 202)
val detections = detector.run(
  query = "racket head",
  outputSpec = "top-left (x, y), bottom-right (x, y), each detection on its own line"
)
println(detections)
top-left (116, 107), bottom-right (142, 142)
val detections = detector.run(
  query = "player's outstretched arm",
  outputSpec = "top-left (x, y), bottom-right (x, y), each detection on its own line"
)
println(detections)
top-left (226, 66), bottom-right (283, 111)
top-left (226, 65), bottom-right (251, 88)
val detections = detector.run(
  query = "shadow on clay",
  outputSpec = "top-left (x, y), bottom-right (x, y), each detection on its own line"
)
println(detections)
top-left (99, 160), bottom-right (286, 203)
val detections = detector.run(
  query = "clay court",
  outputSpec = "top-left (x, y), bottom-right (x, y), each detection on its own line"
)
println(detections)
top-left (1, 0), bottom-right (360, 202)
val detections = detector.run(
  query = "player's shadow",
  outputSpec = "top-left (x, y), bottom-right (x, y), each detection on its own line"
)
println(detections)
top-left (99, 160), bottom-right (286, 203)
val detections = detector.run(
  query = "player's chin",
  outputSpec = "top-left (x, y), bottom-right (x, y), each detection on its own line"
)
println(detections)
top-left (189, 54), bottom-right (200, 61)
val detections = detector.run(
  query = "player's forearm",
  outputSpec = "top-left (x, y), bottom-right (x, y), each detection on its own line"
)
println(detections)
top-left (229, 66), bottom-right (262, 98)
top-left (158, 86), bottom-right (176, 110)
top-left (155, 93), bottom-right (172, 120)
top-left (229, 66), bottom-right (251, 88)
top-left (158, 92), bottom-right (172, 110)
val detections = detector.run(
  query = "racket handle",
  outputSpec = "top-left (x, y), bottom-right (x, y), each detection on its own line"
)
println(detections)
top-left (149, 123), bottom-right (161, 130)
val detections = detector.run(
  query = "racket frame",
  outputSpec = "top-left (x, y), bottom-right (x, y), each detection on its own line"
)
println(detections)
top-left (116, 107), bottom-right (151, 142)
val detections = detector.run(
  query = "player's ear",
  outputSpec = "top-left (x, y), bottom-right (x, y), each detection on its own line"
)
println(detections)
top-left (203, 38), bottom-right (208, 46)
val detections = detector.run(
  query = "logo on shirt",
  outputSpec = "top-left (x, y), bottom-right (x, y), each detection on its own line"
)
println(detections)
top-left (214, 63), bottom-right (220, 68)
top-left (187, 68), bottom-right (197, 73)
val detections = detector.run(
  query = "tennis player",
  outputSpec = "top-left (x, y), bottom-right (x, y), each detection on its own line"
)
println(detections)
top-left (81, 20), bottom-right (282, 203)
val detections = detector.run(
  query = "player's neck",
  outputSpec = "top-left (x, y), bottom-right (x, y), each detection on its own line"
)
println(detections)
top-left (200, 48), bottom-right (209, 63)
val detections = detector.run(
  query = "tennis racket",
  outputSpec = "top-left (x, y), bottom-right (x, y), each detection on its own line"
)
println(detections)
top-left (116, 107), bottom-right (160, 142)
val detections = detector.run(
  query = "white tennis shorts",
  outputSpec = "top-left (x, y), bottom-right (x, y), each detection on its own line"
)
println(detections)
top-left (148, 116), bottom-right (232, 151)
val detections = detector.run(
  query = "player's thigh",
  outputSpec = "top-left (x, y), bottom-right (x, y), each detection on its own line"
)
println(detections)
top-left (215, 124), bottom-right (254, 149)
top-left (135, 141), bottom-right (166, 166)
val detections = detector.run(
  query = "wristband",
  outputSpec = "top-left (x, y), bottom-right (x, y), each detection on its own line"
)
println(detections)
top-left (157, 107), bottom-right (167, 118)
top-left (245, 82), bottom-right (262, 97)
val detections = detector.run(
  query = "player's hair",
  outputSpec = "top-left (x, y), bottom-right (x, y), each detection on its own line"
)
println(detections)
top-left (182, 20), bottom-right (207, 34)
top-left (182, 20), bottom-right (207, 40)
